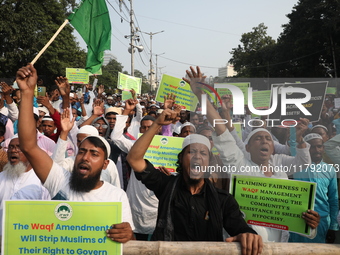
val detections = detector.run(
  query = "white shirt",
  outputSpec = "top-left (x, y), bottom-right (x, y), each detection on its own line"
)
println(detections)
top-left (0, 169), bottom-right (51, 235)
top-left (44, 162), bottom-right (133, 228)
top-left (52, 138), bottom-right (120, 188)
top-left (111, 115), bottom-right (158, 234)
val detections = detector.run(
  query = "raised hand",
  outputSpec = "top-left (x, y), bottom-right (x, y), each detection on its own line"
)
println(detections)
top-left (296, 118), bottom-right (309, 139)
top-left (98, 84), bottom-right (105, 95)
top-left (221, 95), bottom-right (232, 110)
top-left (60, 108), bottom-right (75, 134)
top-left (37, 95), bottom-right (51, 108)
top-left (155, 108), bottom-right (179, 126)
top-left (182, 66), bottom-right (206, 97)
top-left (130, 88), bottom-right (137, 100)
top-left (16, 64), bottom-right (37, 94)
top-left (92, 99), bottom-right (104, 116)
top-left (123, 98), bottom-right (138, 115)
top-left (55, 76), bottom-right (70, 97)
top-left (164, 93), bottom-right (176, 109)
top-left (1, 82), bottom-right (13, 96)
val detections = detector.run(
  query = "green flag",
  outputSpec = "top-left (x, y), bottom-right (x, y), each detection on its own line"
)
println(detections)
top-left (68, 0), bottom-right (111, 74)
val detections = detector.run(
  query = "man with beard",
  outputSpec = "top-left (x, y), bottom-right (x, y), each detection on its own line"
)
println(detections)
top-left (127, 109), bottom-right (263, 255)
top-left (16, 64), bottom-right (134, 244)
top-left (0, 136), bottom-right (50, 241)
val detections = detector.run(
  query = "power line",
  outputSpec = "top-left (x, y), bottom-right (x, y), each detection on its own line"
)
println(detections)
top-left (159, 55), bottom-right (220, 69)
top-left (106, 0), bottom-right (129, 23)
top-left (137, 14), bottom-right (241, 37)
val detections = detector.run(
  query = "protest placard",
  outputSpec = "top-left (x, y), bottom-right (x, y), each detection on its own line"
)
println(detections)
top-left (269, 81), bottom-right (328, 123)
top-left (66, 68), bottom-right (90, 84)
top-left (155, 74), bottom-right (198, 111)
top-left (2, 201), bottom-right (122, 255)
top-left (216, 83), bottom-right (250, 105)
top-left (139, 134), bottom-right (183, 172)
top-left (251, 90), bottom-right (271, 109)
top-left (230, 175), bottom-right (316, 236)
top-left (117, 72), bottom-right (141, 99)
top-left (326, 87), bottom-right (336, 95)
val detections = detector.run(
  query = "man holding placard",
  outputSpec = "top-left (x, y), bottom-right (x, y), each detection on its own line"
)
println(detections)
top-left (184, 66), bottom-right (320, 243)
top-left (16, 64), bottom-right (134, 244)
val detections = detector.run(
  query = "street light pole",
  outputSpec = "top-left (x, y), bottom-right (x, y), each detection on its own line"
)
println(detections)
top-left (142, 30), bottom-right (164, 92)
top-left (155, 52), bottom-right (165, 89)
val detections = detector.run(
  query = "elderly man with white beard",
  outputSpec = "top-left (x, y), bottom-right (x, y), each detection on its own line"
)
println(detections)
top-left (0, 135), bottom-right (51, 243)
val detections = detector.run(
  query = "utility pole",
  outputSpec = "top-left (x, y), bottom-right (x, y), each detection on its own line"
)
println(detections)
top-left (155, 52), bottom-right (165, 89)
top-left (129, 0), bottom-right (135, 76)
top-left (125, 0), bottom-right (143, 76)
top-left (141, 30), bottom-right (164, 92)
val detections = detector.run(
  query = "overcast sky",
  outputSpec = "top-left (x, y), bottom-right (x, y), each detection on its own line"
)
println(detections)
top-left (74, 0), bottom-right (299, 79)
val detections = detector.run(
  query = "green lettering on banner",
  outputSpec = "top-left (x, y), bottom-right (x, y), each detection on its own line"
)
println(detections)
top-left (155, 74), bottom-right (198, 111)
top-left (230, 174), bottom-right (316, 236)
top-left (139, 134), bottom-right (183, 172)
top-left (2, 201), bottom-right (121, 254)
top-left (117, 72), bottom-right (142, 100)
top-left (66, 68), bottom-right (90, 84)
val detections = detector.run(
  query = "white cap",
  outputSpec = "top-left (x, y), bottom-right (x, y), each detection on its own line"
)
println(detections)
top-left (41, 116), bottom-right (54, 122)
top-left (182, 134), bottom-right (211, 151)
top-left (81, 135), bottom-right (111, 159)
top-left (304, 133), bottom-right (323, 142)
top-left (78, 125), bottom-right (99, 136)
top-left (38, 106), bottom-right (49, 115)
top-left (244, 128), bottom-right (272, 145)
top-left (311, 125), bottom-right (328, 132)
top-left (180, 122), bottom-right (196, 133)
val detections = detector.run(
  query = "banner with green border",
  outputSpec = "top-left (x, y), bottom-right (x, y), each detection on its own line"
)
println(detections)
top-left (251, 90), bottom-right (271, 109)
top-left (2, 201), bottom-right (122, 255)
top-left (215, 83), bottom-right (250, 105)
top-left (155, 74), bottom-right (198, 111)
top-left (230, 174), bottom-right (316, 236)
top-left (66, 68), bottom-right (90, 84)
top-left (139, 134), bottom-right (183, 172)
top-left (117, 72), bottom-right (142, 98)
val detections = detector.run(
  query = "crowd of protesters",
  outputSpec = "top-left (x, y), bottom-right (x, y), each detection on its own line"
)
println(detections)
top-left (0, 64), bottom-right (339, 254)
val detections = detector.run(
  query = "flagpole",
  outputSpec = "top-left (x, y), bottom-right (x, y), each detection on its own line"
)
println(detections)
top-left (31, 19), bottom-right (69, 65)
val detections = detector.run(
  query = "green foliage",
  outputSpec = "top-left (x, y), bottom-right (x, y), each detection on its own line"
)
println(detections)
top-left (95, 58), bottom-right (124, 91)
top-left (229, 1), bottom-right (340, 78)
top-left (0, 0), bottom-right (86, 86)
top-left (276, 0), bottom-right (340, 77)
top-left (134, 69), bottom-right (150, 94)
top-left (229, 23), bottom-right (276, 77)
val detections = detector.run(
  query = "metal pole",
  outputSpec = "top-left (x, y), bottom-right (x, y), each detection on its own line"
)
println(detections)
top-left (155, 52), bottom-right (165, 89)
top-left (141, 30), bottom-right (164, 92)
top-left (129, 0), bottom-right (134, 76)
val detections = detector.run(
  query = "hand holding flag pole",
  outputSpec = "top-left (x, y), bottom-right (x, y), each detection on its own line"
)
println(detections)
top-left (30, 0), bottom-right (111, 74)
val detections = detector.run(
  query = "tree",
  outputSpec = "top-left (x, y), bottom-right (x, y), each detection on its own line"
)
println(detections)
top-left (133, 69), bottom-right (149, 94)
top-left (0, 0), bottom-right (86, 85)
top-left (276, 0), bottom-right (340, 77)
top-left (96, 58), bottom-right (124, 91)
top-left (229, 23), bottom-right (276, 77)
